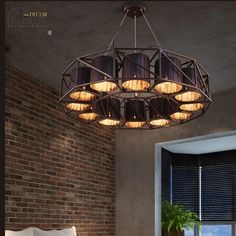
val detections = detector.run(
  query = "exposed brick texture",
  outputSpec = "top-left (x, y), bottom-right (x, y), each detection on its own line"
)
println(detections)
top-left (5, 65), bottom-right (116, 236)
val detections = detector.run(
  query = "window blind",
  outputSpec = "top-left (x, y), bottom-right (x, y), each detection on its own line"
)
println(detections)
top-left (161, 149), bottom-right (171, 202)
top-left (161, 149), bottom-right (236, 221)
top-left (171, 154), bottom-right (199, 214)
top-left (201, 150), bottom-right (236, 221)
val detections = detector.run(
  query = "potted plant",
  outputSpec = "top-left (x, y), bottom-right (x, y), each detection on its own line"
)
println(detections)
top-left (162, 201), bottom-right (202, 236)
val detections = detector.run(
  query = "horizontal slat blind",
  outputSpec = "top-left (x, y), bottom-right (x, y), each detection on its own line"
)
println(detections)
top-left (161, 149), bottom-right (236, 221)
top-left (172, 155), bottom-right (199, 214)
top-left (161, 149), bottom-right (171, 202)
top-left (201, 150), bottom-right (236, 221)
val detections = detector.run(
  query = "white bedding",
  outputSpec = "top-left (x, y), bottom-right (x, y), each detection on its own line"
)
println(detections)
top-left (5, 226), bottom-right (76, 236)
top-left (5, 227), bottom-right (34, 236)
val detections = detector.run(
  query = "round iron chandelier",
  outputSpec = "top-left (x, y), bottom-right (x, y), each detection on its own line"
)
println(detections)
top-left (59, 3), bottom-right (212, 129)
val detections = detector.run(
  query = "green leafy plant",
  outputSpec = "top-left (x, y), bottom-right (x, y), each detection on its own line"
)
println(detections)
top-left (162, 201), bottom-right (202, 232)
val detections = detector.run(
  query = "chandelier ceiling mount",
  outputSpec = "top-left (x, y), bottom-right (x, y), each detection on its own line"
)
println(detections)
top-left (123, 3), bottom-right (146, 17)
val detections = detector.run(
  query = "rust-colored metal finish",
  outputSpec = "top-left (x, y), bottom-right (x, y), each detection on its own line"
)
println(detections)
top-left (182, 67), bottom-right (201, 88)
top-left (124, 3), bottom-right (146, 18)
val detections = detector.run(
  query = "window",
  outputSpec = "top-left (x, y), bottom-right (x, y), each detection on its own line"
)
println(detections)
top-left (162, 149), bottom-right (236, 236)
top-left (201, 224), bottom-right (232, 236)
top-left (184, 229), bottom-right (194, 236)
top-left (184, 224), bottom-right (234, 236)
top-left (201, 153), bottom-right (236, 221)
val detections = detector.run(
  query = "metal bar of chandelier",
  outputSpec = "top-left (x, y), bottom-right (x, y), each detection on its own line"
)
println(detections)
top-left (59, 2), bottom-right (212, 129)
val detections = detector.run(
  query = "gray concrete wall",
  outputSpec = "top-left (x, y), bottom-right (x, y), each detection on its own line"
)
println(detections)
top-left (115, 89), bottom-right (236, 236)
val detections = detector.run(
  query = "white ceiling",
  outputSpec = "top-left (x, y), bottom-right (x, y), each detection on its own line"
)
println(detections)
top-left (162, 131), bottom-right (236, 154)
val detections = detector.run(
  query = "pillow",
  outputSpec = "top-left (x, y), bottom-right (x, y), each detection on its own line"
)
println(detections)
top-left (5, 227), bottom-right (34, 236)
top-left (33, 226), bottom-right (76, 236)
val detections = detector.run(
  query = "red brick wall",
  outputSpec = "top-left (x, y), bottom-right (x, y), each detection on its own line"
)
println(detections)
top-left (5, 65), bottom-right (116, 236)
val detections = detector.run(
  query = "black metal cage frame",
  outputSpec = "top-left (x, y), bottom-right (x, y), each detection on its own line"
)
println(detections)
top-left (59, 47), bottom-right (211, 129)
top-left (59, 3), bottom-right (212, 129)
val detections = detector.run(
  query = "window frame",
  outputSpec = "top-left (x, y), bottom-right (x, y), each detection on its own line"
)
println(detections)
top-left (191, 221), bottom-right (236, 236)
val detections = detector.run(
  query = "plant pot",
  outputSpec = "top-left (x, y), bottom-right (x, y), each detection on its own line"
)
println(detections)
top-left (162, 230), bottom-right (184, 236)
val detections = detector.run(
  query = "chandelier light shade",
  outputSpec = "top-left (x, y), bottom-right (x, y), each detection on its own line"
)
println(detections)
top-left (95, 97), bottom-right (121, 126)
top-left (180, 103), bottom-right (204, 112)
top-left (69, 67), bottom-right (96, 102)
top-left (149, 98), bottom-right (171, 127)
top-left (122, 53), bottom-right (150, 91)
top-left (78, 108), bottom-right (98, 121)
top-left (79, 112), bottom-right (98, 121)
top-left (66, 102), bottom-right (90, 111)
top-left (59, 3), bottom-right (212, 129)
top-left (125, 100), bottom-right (146, 128)
top-left (72, 66), bottom-right (90, 84)
top-left (175, 67), bottom-right (202, 102)
top-left (154, 56), bottom-right (183, 94)
top-left (170, 111), bottom-right (192, 120)
top-left (69, 91), bottom-right (95, 102)
top-left (90, 55), bottom-right (118, 92)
